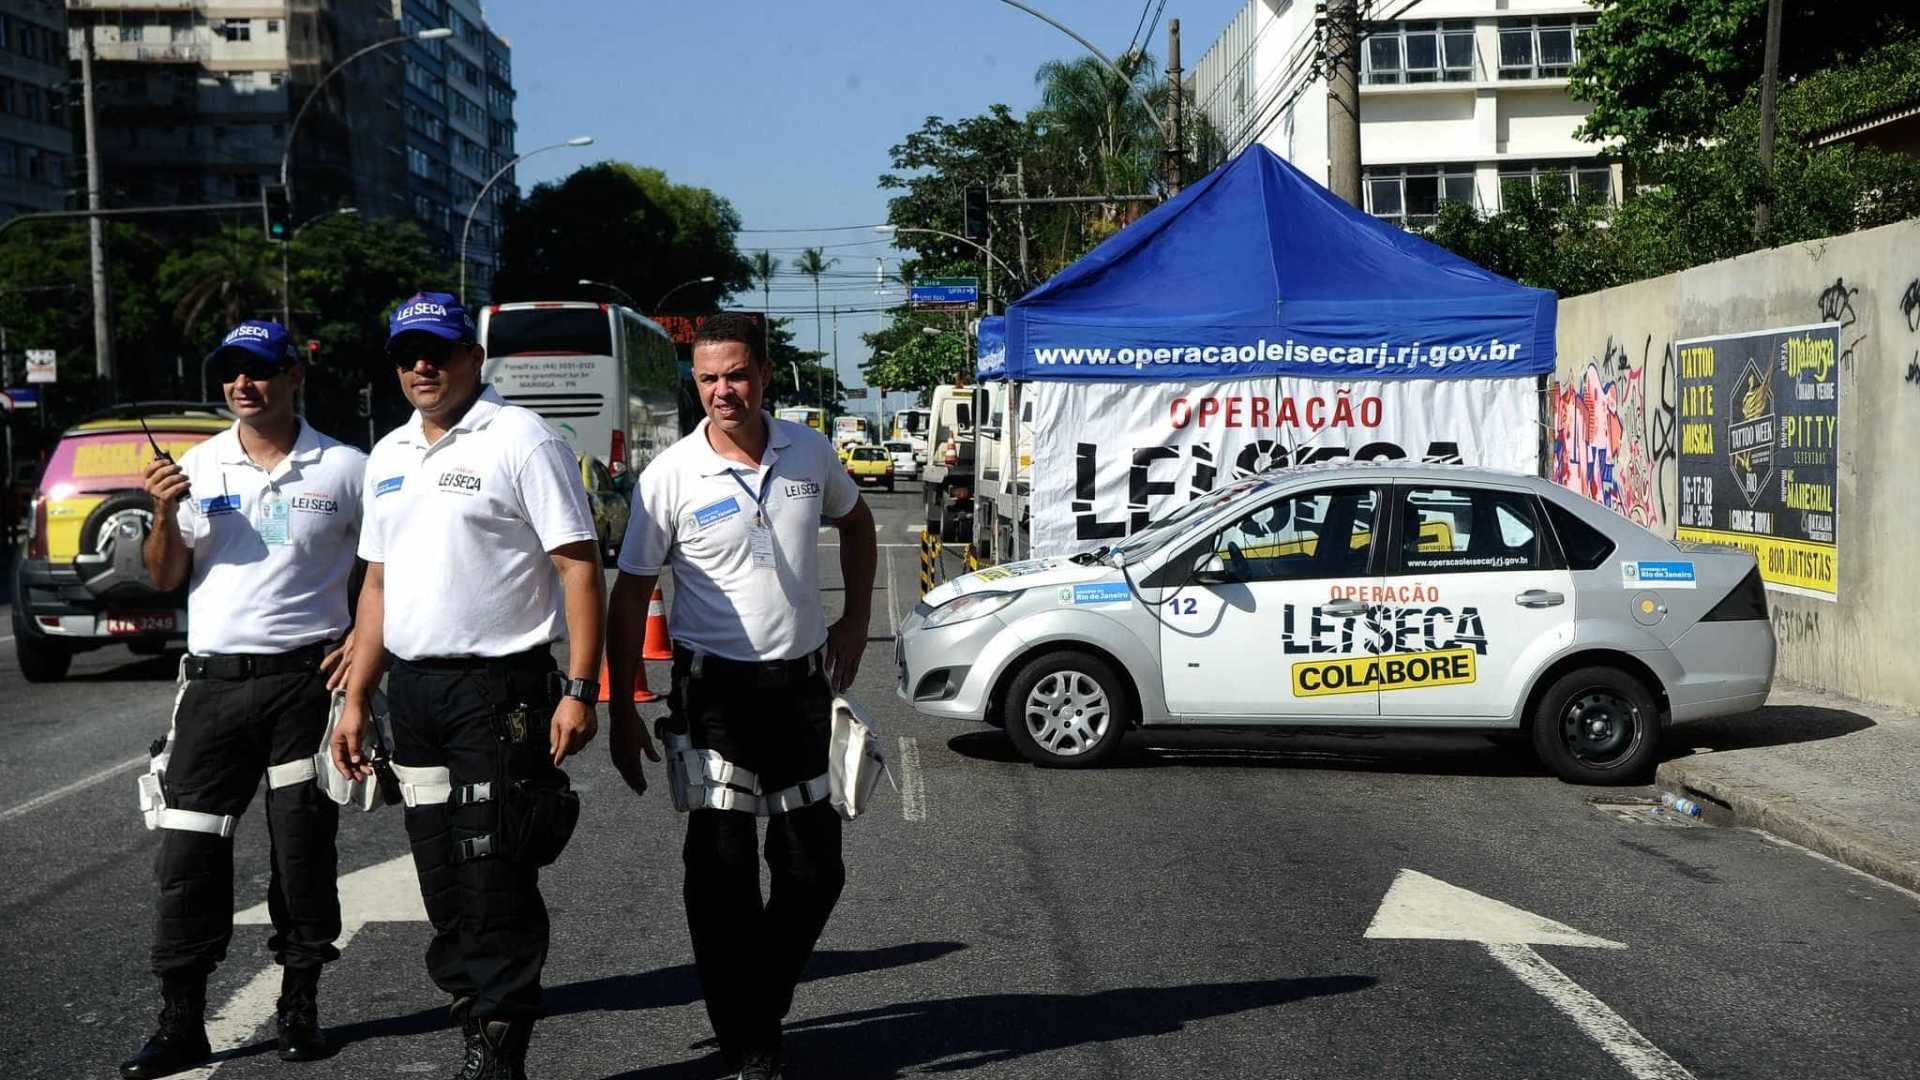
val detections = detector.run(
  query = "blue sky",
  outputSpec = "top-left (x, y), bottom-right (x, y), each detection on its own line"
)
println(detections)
top-left (489, 0), bottom-right (1249, 405)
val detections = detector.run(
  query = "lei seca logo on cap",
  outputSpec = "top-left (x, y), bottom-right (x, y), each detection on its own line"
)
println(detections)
top-left (398, 301), bottom-right (450, 321)
top-left (226, 324), bottom-right (272, 344)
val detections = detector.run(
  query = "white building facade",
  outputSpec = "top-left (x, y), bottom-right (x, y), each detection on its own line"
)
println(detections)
top-left (1192, 0), bottom-right (1615, 228)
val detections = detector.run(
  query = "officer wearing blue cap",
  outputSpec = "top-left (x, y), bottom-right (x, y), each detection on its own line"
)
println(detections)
top-left (332, 292), bottom-right (604, 1079)
top-left (125, 320), bottom-right (367, 1078)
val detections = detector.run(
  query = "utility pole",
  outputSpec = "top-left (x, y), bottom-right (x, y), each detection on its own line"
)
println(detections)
top-left (1015, 159), bottom-right (1031, 286)
top-left (1754, 0), bottom-right (1784, 238)
top-left (1324, 0), bottom-right (1362, 206)
top-left (79, 24), bottom-right (114, 384)
top-left (831, 306), bottom-right (839, 413)
top-left (1167, 18), bottom-right (1184, 194)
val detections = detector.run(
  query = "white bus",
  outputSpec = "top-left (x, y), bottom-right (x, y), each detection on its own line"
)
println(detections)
top-left (775, 406), bottom-right (826, 434)
top-left (479, 301), bottom-right (685, 477)
top-left (832, 415), bottom-right (872, 448)
top-left (892, 406), bottom-right (931, 462)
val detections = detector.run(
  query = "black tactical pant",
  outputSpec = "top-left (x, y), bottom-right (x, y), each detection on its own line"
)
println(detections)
top-left (152, 659), bottom-right (340, 980)
top-left (671, 651), bottom-right (846, 1062)
top-left (388, 650), bottom-right (567, 1022)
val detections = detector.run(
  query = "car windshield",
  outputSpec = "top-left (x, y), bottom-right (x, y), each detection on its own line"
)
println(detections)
top-left (1108, 476), bottom-right (1272, 561)
top-left (886, 442), bottom-right (911, 453)
top-left (852, 447), bottom-right (886, 460)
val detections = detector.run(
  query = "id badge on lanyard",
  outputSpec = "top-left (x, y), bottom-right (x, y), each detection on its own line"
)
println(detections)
top-left (256, 488), bottom-right (291, 546)
top-left (730, 470), bottom-right (776, 570)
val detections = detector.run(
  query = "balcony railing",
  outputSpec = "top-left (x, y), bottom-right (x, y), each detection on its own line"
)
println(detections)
top-left (90, 40), bottom-right (211, 64)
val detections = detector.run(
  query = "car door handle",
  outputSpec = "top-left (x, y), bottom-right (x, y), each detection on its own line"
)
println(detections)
top-left (1324, 599), bottom-right (1369, 617)
top-left (1516, 590), bottom-right (1565, 608)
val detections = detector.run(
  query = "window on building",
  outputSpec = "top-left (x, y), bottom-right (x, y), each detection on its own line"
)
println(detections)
top-left (1498, 17), bottom-right (1591, 79)
top-left (21, 85), bottom-right (39, 123)
top-left (0, 17), bottom-right (10, 53)
top-left (220, 20), bottom-right (252, 43)
top-left (1362, 20), bottom-right (1474, 85)
top-left (0, 78), bottom-right (14, 118)
top-left (408, 146), bottom-right (433, 179)
top-left (1364, 164), bottom-right (1476, 227)
top-left (267, 19), bottom-right (281, 33)
top-left (0, 141), bottom-right (15, 178)
top-left (269, 71), bottom-right (286, 88)
top-left (1498, 159), bottom-right (1614, 207)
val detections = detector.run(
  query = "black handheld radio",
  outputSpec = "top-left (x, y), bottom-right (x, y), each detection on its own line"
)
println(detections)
top-left (139, 415), bottom-right (188, 503)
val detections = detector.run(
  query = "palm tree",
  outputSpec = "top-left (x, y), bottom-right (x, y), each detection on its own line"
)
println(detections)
top-left (1033, 53), bottom-right (1163, 203)
top-left (750, 250), bottom-right (779, 360)
top-left (160, 227), bottom-right (280, 343)
top-left (793, 245), bottom-right (837, 361)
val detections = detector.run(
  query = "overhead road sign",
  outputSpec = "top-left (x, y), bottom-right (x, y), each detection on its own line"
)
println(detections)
top-left (911, 278), bottom-right (979, 310)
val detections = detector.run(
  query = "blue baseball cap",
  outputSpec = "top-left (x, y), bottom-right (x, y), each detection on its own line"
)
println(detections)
top-left (386, 291), bottom-right (475, 351)
top-left (207, 320), bottom-right (299, 367)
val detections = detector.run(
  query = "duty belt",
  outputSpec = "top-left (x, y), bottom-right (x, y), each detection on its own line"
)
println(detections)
top-left (391, 646), bottom-right (554, 673)
top-left (184, 641), bottom-right (331, 680)
top-left (674, 644), bottom-right (823, 689)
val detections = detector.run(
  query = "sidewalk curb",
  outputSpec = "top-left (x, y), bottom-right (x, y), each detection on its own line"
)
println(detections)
top-left (1656, 758), bottom-right (1920, 896)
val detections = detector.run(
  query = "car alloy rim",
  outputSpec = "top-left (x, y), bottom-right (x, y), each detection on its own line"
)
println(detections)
top-left (1024, 670), bottom-right (1111, 756)
top-left (1559, 688), bottom-right (1642, 768)
top-left (97, 508), bottom-right (154, 555)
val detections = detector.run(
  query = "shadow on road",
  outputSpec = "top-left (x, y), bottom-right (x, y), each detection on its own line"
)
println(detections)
top-left (603, 974), bottom-right (1376, 1079)
top-left (1668, 705), bottom-right (1874, 753)
top-left (209, 943), bottom-right (967, 1068)
top-left (945, 729), bottom-right (1550, 779)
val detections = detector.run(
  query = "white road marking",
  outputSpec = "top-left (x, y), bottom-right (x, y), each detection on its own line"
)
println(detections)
top-left (1367, 870), bottom-right (1692, 1080)
top-left (1484, 943), bottom-right (1697, 1080)
top-left (896, 736), bottom-right (926, 822)
top-left (0, 634), bottom-right (14, 644)
top-left (1750, 829), bottom-right (1920, 905)
top-left (190, 854), bottom-right (427, 1075)
top-left (0, 754), bottom-right (146, 824)
top-left (1364, 868), bottom-right (1624, 948)
top-left (884, 547), bottom-right (898, 637)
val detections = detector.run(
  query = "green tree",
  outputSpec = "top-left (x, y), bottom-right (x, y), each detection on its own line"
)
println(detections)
top-left (748, 250), bottom-right (780, 321)
top-left (494, 162), bottom-right (752, 310)
top-left (762, 316), bottom-right (843, 411)
top-left (159, 227), bottom-right (281, 348)
top-left (1570, 0), bottom-right (1917, 159)
top-left (792, 247), bottom-right (836, 361)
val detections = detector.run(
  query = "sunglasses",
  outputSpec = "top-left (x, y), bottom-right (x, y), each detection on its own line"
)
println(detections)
top-left (391, 338), bottom-right (473, 370)
top-left (214, 357), bottom-right (293, 384)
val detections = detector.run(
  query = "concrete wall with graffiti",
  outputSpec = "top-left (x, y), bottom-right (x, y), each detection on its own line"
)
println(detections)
top-left (1551, 217), bottom-right (1920, 710)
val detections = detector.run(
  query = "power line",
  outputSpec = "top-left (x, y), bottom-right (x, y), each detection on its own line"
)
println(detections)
top-left (737, 222), bottom-right (887, 233)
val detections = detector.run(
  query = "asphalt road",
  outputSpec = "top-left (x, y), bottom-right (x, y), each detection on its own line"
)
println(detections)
top-left (3, 485), bottom-right (1917, 1079)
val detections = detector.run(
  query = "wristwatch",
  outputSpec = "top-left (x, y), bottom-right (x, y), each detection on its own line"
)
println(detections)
top-left (561, 677), bottom-right (599, 703)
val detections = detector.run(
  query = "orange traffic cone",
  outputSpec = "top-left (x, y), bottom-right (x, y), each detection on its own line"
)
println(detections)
top-left (642, 587), bottom-right (674, 661)
top-left (598, 653), bottom-right (661, 704)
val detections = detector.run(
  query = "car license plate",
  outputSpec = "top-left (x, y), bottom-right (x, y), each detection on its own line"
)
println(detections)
top-left (104, 612), bottom-right (176, 635)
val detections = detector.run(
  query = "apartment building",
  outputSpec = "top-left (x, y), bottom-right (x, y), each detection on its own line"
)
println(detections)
top-left (0, 0), bottom-right (70, 221)
top-left (64, 0), bottom-right (405, 226)
top-left (394, 0), bottom-right (513, 302)
top-left (1192, 0), bottom-right (1616, 229)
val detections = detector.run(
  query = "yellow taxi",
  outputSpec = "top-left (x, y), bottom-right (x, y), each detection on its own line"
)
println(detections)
top-left (11, 404), bottom-right (230, 681)
top-left (577, 452), bottom-right (631, 567)
top-left (844, 443), bottom-right (895, 492)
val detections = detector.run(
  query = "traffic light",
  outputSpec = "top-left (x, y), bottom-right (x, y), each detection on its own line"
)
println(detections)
top-left (963, 185), bottom-right (989, 243)
top-left (262, 185), bottom-right (290, 243)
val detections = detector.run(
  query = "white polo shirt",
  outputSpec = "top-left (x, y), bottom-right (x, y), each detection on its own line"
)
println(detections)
top-left (174, 421), bottom-right (366, 655)
top-left (359, 385), bottom-right (598, 661)
top-left (620, 414), bottom-right (859, 662)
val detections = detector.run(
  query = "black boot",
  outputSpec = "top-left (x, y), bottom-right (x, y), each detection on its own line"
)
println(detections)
top-left (120, 978), bottom-right (211, 1079)
top-left (467, 1018), bottom-right (532, 1080)
top-left (449, 1013), bottom-right (485, 1080)
top-left (274, 965), bottom-right (331, 1062)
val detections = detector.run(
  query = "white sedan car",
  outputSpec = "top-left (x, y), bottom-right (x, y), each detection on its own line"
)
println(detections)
top-left (885, 440), bottom-right (920, 481)
top-left (896, 464), bottom-right (1775, 784)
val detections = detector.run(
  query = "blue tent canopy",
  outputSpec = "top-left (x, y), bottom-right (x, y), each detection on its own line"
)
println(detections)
top-left (1003, 145), bottom-right (1555, 382)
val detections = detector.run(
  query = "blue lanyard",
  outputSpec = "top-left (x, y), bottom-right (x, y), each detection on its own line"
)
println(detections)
top-left (728, 469), bottom-right (770, 526)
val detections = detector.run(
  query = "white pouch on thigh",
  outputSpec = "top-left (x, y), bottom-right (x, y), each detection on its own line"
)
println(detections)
top-left (828, 695), bottom-right (892, 822)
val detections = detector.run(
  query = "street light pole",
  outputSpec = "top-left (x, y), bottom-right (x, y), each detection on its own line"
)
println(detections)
top-left (652, 275), bottom-right (717, 313)
top-left (874, 225), bottom-right (1020, 301)
top-left (278, 26), bottom-right (451, 327)
top-left (577, 278), bottom-right (638, 307)
top-left (459, 136), bottom-right (595, 305)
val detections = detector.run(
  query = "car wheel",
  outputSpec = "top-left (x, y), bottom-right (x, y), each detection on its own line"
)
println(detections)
top-left (17, 635), bottom-right (73, 683)
top-left (885, 479), bottom-right (895, 492)
top-left (1530, 665), bottom-right (1661, 785)
top-left (1002, 650), bottom-right (1129, 768)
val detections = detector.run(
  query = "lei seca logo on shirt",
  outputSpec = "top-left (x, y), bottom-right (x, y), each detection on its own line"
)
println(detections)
top-left (290, 493), bottom-right (338, 515)
top-left (437, 466), bottom-right (483, 495)
top-left (782, 480), bottom-right (821, 499)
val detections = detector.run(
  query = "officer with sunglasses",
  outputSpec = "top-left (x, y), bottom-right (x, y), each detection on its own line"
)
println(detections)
top-left (125, 321), bottom-right (366, 1078)
top-left (331, 292), bottom-right (604, 1079)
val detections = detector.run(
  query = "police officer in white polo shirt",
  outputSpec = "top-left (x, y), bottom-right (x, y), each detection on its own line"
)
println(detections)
top-left (605, 312), bottom-right (877, 1080)
top-left (125, 320), bottom-right (365, 1079)
top-left (331, 292), bottom-right (603, 1080)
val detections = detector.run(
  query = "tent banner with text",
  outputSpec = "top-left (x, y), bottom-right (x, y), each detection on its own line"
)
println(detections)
top-left (1674, 323), bottom-right (1841, 600)
top-left (1028, 376), bottom-right (1539, 557)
